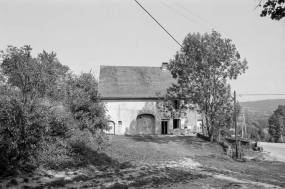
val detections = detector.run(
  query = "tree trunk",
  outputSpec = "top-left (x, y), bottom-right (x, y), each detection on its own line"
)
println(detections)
top-left (218, 128), bottom-right (221, 142)
top-left (205, 116), bottom-right (213, 142)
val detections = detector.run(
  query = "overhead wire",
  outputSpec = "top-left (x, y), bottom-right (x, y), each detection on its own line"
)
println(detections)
top-left (158, 0), bottom-right (267, 62)
top-left (156, 0), bottom-right (209, 31)
top-left (174, 1), bottom-right (262, 53)
top-left (134, 0), bottom-right (185, 50)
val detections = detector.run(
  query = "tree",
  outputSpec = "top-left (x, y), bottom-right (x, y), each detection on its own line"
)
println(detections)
top-left (0, 46), bottom-right (69, 105)
top-left (268, 105), bottom-right (285, 142)
top-left (65, 72), bottom-right (110, 134)
top-left (158, 30), bottom-right (248, 141)
top-left (257, 0), bottom-right (285, 20)
top-left (0, 46), bottom-right (69, 173)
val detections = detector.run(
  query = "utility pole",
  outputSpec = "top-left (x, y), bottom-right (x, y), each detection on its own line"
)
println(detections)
top-left (241, 114), bottom-right (244, 138)
top-left (234, 91), bottom-right (238, 158)
top-left (242, 111), bottom-right (247, 138)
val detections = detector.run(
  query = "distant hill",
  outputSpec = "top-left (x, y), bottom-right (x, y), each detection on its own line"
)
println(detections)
top-left (238, 99), bottom-right (285, 128)
top-left (240, 99), bottom-right (285, 112)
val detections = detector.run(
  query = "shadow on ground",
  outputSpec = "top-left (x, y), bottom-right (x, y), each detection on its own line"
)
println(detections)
top-left (124, 135), bottom-right (214, 146)
top-left (5, 163), bottom-right (208, 189)
top-left (68, 141), bottom-right (133, 171)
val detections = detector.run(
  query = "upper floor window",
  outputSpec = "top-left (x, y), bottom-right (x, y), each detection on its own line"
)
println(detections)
top-left (173, 100), bottom-right (179, 110)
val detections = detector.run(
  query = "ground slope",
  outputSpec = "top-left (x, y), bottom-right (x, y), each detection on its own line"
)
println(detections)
top-left (1, 135), bottom-right (285, 189)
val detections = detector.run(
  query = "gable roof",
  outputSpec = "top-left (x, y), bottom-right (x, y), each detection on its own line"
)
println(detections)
top-left (98, 65), bottom-right (175, 99)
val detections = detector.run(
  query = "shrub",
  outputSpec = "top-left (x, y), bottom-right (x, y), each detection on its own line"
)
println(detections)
top-left (46, 102), bottom-right (73, 138)
top-left (38, 138), bottom-right (73, 169)
top-left (0, 92), bottom-right (49, 175)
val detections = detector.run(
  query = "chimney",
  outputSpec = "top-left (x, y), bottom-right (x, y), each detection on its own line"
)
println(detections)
top-left (161, 62), bottom-right (168, 71)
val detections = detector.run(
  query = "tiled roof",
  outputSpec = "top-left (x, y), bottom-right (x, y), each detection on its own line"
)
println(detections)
top-left (98, 65), bottom-right (175, 99)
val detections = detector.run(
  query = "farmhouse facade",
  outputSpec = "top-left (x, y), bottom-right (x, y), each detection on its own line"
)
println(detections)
top-left (98, 63), bottom-right (203, 135)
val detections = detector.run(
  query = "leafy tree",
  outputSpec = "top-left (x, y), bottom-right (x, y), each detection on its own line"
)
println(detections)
top-left (36, 50), bottom-right (69, 100)
top-left (65, 72), bottom-right (110, 134)
top-left (0, 45), bottom-right (110, 173)
top-left (0, 46), bottom-right (69, 174)
top-left (158, 30), bottom-right (248, 141)
top-left (0, 46), bottom-right (69, 104)
top-left (257, 0), bottom-right (285, 21)
top-left (268, 105), bottom-right (285, 142)
top-left (246, 124), bottom-right (260, 140)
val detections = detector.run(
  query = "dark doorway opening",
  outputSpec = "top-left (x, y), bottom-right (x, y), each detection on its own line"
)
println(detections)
top-left (161, 120), bottom-right (168, 134)
top-left (173, 119), bottom-right (180, 129)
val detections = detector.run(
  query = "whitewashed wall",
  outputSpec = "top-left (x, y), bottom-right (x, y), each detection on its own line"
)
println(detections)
top-left (103, 99), bottom-right (199, 135)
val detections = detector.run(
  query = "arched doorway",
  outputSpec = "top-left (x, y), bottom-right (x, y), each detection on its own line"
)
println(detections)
top-left (136, 114), bottom-right (155, 134)
top-left (104, 121), bottom-right (115, 135)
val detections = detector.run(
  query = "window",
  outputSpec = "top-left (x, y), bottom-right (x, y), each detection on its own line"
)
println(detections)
top-left (118, 121), bottom-right (122, 126)
top-left (173, 100), bottom-right (179, 110)
top-left (173, 119), bottom-right (180, 129)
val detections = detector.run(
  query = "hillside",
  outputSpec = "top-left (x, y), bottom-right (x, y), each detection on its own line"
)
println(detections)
top-left (240, 99), bottom-right (285, 112)
top-left (238, 99), bottom-right (285, 127)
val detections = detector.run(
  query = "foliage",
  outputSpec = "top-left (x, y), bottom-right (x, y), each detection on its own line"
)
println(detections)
top-left (268, 105), bottom-right (285, 142)
top-left (38, 138), bottom-right (73, 170)
top-left (0, 45), bottom-right (69, 174)
top-left (0, 87), bottom-right (49, 174)
top-left (0, 45), bottom-right (110, 175)
top-left (0, 46), bottom-right (69, 104)
top-left (38, 129), bottom-right (110, 169)
top-left (65, 72), bottom-right (110, 134)
top-left (157, 30), bottom-right (248, 141)
top-left (245, 124), bottom-right (260, 140)
top-left (257, 0), bottom-right (285, 20)
top-left (220, 128), bottom-right (234, 138)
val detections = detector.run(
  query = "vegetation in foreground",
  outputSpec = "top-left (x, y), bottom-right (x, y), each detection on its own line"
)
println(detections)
top-left (0, 45), bottom-right (110, 176)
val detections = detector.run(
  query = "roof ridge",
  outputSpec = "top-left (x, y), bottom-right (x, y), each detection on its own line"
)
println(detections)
top-left (100, 65), bottom-right (163, 68)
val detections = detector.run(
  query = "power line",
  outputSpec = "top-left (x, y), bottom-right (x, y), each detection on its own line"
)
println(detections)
top-left (157, 0), bottom-right (209, 31)
top-left (167, 0), bottom-right (267, 62)
top-left (171, 0), bottom-right (214, 29)
top-left (134, 0), bottom-right (184, 50)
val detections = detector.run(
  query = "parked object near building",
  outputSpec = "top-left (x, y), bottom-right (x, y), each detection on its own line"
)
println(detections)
top-left (98, 63), bottom-right (202, 135)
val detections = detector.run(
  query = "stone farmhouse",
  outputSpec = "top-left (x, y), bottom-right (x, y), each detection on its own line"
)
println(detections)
top-left (98, 63), bottom-right (203, 135)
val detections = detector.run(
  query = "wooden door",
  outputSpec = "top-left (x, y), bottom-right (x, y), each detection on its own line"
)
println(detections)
top-left (136, 114), bottom-right (155, 134)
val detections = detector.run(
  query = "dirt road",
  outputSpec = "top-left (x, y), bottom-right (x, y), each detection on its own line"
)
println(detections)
top-left (259, 142), bottom-right (285, 161)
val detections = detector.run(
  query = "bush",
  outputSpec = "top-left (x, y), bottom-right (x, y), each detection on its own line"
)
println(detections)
top-left (38, 138), bottom-right (73, 169)
top-left (46, 102), bottom-right (73, 138)
top-left (0, 92), bottom-right (49, 175)
top-left (68, 129), bottom-right (108, 154)
top-left (220, 128), bottom-right (234, 138)
top-left (0, 46), bottom-right (111, 174)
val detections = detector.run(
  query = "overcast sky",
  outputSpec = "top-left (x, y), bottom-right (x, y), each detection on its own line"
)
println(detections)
top-left (0, 0), bottom-right (284, 102)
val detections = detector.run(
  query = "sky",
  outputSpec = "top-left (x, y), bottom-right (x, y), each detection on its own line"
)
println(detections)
top-left (0, 0), bottom-right (284, 102)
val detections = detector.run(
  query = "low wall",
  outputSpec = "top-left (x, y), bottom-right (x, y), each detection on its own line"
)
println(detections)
top-left (225, 138), bottom-right (255, 149)
top-left (196, 133), bottom-right (210, 141)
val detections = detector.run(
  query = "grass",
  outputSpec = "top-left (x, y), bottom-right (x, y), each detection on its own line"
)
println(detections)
top-left (5, 135), bottom-right (285, 189)
top-left (102, 135), bottom-right (224, 165)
